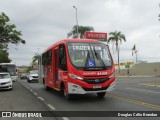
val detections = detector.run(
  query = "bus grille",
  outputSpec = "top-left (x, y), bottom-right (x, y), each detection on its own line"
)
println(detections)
top-left (83, 78), bottom-right (110, 84)
top-left (82, 86), bottom-right (109, 91)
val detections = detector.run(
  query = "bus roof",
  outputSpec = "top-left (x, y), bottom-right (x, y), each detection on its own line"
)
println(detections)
top-left (45, 38), bottom-right (101, 52)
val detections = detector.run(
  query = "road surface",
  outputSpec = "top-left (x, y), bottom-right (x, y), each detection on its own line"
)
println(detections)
top-left (0, 77), bottom-right (160, 120)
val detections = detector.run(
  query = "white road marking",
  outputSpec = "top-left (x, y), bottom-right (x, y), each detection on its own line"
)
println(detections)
top-left (29, 89), bottom-right (33, 92)
top-left (62, 117), bottom-right (69, 120)
top-left (140, 83), bottom-right (160, 88)
top-left (33, 92), bottom-right (38, 96)
top-left (126, 88), bottom-right (159, 94)
top-left (47, 104), bottom-right (56, 110)
top-left (37, 97), bottom-right (45, 101)
top-left (26, 86), bottom-right (30, 89)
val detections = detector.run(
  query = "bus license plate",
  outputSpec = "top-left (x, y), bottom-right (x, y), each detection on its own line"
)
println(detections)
top-left (93, 85), bottom-right (101, 89)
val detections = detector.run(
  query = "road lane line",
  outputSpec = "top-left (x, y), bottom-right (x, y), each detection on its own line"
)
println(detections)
top-left (62, 117), bottom-right (69, 120)
top-left (140, 83), bottom-right (160, 88)
top-left (26, 86), bottom-right (30, 89)
top-left (107, 94), bottom-right (160, 110)
top-left (33, 92), bottom-right (38, 96)
top-left (47, 104), bottom-right (56, 110)
top-left (37, 97), bottom-right (45, 101)
top-left (29, 89), bottom-right (33, 92)
top-left (126, 88), bottom-right (160, 94)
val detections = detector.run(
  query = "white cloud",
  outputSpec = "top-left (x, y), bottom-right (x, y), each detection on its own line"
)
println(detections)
top-left (0, 0), bottom-right (160, 65)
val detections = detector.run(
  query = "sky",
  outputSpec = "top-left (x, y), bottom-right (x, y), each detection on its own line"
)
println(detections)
top-left (0, 0), bottom-right (160, 66)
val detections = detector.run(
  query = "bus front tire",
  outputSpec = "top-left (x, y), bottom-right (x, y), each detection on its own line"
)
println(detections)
top-left (64, 86), bottom-right (72, 100)
top-left (97, 92), bottom-right (106, 98)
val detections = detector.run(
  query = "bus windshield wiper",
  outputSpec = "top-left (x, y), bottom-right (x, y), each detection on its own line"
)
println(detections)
top-left (93, 47), bottom-right (106, 68)
top-left (84, 50), bottom-right (90, 70)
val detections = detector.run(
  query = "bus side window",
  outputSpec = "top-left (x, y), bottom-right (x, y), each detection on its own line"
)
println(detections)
top-left (58, 44), bottom-right (67, 71)
top-left (42, 50), bottom-right (52, 65)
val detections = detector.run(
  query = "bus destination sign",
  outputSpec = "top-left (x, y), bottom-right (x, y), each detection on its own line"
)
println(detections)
top-left (85, 32), bottom-right (107, 42)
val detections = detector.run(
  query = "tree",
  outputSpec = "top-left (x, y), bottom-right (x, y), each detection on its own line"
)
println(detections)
top-left (0, 12), bottom-right (25, 48)
top-left (0, 50), bottom-right (11, 63)
top-left (26, 66), bottom-right (32, 73)
top-left (0, 12), bottom-right (25, 63)
top-left (32, 53), bottom-right (40, 63)
top-left (107, 30), bottom-right (126, 74)
top-left (67, 25), bottom-right (94, 38)
top-left (31, 53), bottom-right (40, 70)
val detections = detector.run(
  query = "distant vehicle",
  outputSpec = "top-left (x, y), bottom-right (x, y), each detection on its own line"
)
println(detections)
top-left (0, 72), bottom-right (12, 90)
top-left (27, 70), bottom-right (38, 83)
top-left (39, 39), bottom-right (116, 100)
top-left (0, 63), bottom-right (18, 82)
top-left (20, 73), bottom-right (27, 79)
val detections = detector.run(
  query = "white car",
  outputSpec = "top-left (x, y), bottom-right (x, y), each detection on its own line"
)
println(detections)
top-left (11, 76), bottom-right (18, 82)
top-left (0, 72), bottom-right (12, 90)
top-left (27, 70), bottom-right (38, 83)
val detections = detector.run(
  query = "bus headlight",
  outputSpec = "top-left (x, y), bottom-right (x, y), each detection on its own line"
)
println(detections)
top-left (69, 73), bottom-right (83, 80)
top-left (109, 72), bottom-right (115, 78)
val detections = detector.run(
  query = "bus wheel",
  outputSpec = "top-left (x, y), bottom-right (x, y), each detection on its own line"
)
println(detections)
top-left (97, 92), bottom-right (106, 98)
top-left (44, 81), bottom-right (50, 90)
top-left (64, 86), bottom-right (72, 100)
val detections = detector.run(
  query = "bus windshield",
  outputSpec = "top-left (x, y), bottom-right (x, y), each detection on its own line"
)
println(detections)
top-left (0, 65), bottom-right (16, 76)
top-left (67, 42), bottom-right (112, 70)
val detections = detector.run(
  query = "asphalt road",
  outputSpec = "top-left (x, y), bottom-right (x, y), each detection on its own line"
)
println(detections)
top-left (0, 77), bottom-right (160, 120)
top-left (0, 81), bottom-right (57, 120)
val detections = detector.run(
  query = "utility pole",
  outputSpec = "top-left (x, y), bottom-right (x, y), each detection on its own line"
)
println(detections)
top-left (135, 51), bottom-right (138, 63)
top-left (73, 6), bottom-right (79, 38)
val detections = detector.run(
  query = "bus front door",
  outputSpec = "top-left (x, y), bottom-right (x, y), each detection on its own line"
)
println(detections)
top-left (54, 49), bottom-right (58, 87)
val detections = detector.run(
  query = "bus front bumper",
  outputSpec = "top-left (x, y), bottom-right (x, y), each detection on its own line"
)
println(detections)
top-left (68, 81), bottom-right (115, 94)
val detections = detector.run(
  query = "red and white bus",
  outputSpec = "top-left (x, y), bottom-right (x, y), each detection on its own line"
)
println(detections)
top-left (39, 39), bottom-right (116, 100)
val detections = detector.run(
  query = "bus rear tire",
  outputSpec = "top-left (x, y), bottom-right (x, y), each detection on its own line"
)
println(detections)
top-left (45, 85), bottom-right (50, 91)
top-left (97, 92), bottom-right (106, 98)
top-left (44, 80), bottom-right (50, 90)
